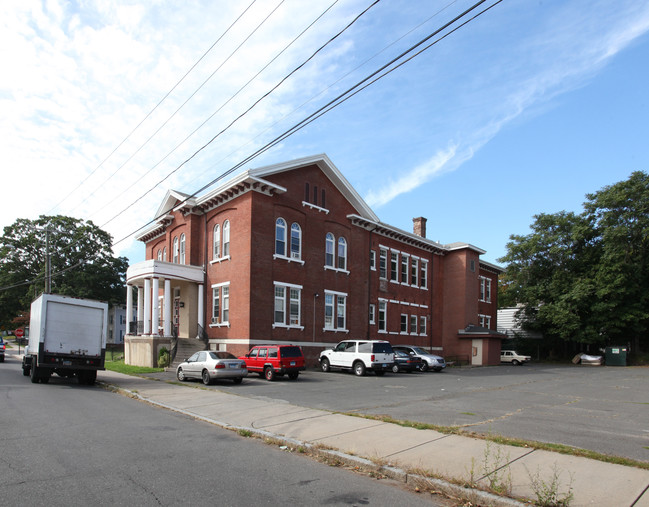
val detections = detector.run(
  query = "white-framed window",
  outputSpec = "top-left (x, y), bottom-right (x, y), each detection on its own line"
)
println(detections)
top-left (479, 313), bottom-right (491, 329)
top-left (324, 290), bottom-right (347, 331)
top-left (179, 233), bottom-right (186, 265)
top-left (410, 258), bottom-right (418, 286)
top-left (420, 260), bottom-right (428, 289)
top-left (419, 316), bottom-right (427, 335)
top-left (479, 276), bottom-right (492, 302)
top-left (379, 248), bottom-right (387, 279)
top-left (173, 237), bottom-right (179, 263)
top-left (211, 283), bottom-right (230, 325)
top-left (274, 285), bottom-right (286, 324)
top-left (325, 233), bottom-right (335, 267)
top-left (337, 237), bottom-right (347, 270)
top-left (369, 304), bottom-right (375, 324)
top-left (213, 224), bottom-right (220, 259)
top-left (410, 315), bottom-right (417, 334)
top-left (290, 223), bottom-right (301, 260)
top-left (370, 250), bottom-right (376, 271)
top-left (400, 314), bottom-right (408, 333)
top-left (163, 246), bottom-right (167, 262)
top-left (222, 220), bottom-right (230, 257)
top-left (273, 282), bottom-right (303, 328)
top-left (390, 251), bottom-right (398, 282)
top-left (378, 300), bottom-right (387, 332)
top-left (275, 218), bottom-right (287, 256)
top-left (401, 255), bottom-right (408, 284)
top-left (157, 249), bottom-right (162, 261)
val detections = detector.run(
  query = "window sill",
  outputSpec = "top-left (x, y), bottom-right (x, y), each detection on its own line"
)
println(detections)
top-left (210, 256), bottom-right (231, 265)
top-left (324, 265), bottom-right (349, 275)
top-left (209, 322), bottom-right (230, 328)
top-left (273, 254), bottom-right (305, 265)
top-left (272, 323), bottom-right (305, 330)
top-left (323, 328), bottom-right (349, 333)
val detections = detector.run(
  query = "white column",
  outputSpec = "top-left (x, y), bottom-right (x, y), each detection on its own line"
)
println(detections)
top-left (143, 278), bottom-right (151, 335)
top-left (151, 277), bottom-right (160, 336)
top-left (164, 279), bottom-right (172, 336)
top-left (126, 285), bottom-right (133, 334)
top-left (197, 284), bottom-right (204, 333)
top-left (137, 286), bottom-right (144, 324)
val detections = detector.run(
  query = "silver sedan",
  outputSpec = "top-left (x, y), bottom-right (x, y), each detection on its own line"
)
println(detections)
top-left (176, 351), bottom-right (247, 385)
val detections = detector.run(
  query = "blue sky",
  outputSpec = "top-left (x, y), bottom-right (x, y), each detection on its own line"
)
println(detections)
top-left (2, 0), bottom-right (648, 266)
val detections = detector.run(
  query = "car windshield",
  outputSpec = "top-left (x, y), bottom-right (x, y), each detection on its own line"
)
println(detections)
top-left (279, 346), bottom-right (302, 358)
top-left (210, 351), bottom-right (235, 360)
top-left (411, 347), bottom-right (429, 355)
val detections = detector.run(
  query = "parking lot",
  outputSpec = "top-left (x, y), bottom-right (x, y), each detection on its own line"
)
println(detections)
top-left (154, 363), bottom-right (649, 463)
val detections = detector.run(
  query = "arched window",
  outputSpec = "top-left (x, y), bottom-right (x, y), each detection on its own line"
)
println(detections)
top-left (290, 223), bottom-right (301, 259)
top-left (275, 218), bottom-right (286, 256)
top-left (157, 249), bottom-right (162, 261)
top-left (222, 220), bottom-right (230, 257)
top-left (337, 237), bottom-right (347, 270)
top-left (172, 237), bottom-right (179, 263)
top-left (163, 246), bottom-right (167, 262)
top-left (325, 233), bottom-right (334, 267)
top-left (213, 224), bottom-right (220, 259)
top-left (179, 233), bottom-right (186, 264)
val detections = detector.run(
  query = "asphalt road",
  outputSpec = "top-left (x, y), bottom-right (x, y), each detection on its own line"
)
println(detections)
top-left (158, 362), bottom-right (649, 463)
top-left (0, 353), bottom-right (451, 507)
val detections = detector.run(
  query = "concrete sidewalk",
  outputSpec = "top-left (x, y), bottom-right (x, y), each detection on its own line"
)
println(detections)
top-left (98, 369), bottom-right (649, 507)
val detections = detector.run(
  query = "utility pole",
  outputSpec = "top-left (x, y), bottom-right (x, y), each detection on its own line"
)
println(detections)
top-left (45, 227), bottom-right (51, 294)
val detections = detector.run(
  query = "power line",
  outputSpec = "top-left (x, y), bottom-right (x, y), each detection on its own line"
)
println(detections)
top-left (48, 0), bottom-right (259, 215)
top-left (113, 0), bottom-right (501, 247)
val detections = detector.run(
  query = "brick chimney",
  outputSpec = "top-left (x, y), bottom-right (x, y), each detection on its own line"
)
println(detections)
top-left (413, 217), bottom-right (427, 238)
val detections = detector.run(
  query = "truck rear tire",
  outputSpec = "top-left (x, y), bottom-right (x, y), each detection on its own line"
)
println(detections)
top-left (30, 363), bottom-right (40, 383)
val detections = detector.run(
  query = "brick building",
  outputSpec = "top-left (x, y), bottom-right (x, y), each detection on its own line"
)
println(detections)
top-left (125, 154), bottom-right (504, 367)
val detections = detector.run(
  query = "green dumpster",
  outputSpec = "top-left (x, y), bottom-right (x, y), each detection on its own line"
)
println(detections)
top-left (605, 346), bottom-right (627, 366)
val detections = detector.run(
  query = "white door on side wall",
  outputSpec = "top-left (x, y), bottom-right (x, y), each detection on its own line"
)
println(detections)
top-left (471, 339), bottom-right (483, 366)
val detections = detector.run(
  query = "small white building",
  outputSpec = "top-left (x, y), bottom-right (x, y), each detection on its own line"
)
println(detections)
top-left (497, 306), bottom-right (543, 340)
top-left (107, 304), bottom-right (136, 344)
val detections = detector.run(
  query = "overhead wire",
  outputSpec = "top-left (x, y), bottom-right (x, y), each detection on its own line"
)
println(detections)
top-left (90, 0), bottom-right (340, 222)
top-left (112, 0), bottom-right (501, 247)
top-left (49, 0), bottom-right (258, 215)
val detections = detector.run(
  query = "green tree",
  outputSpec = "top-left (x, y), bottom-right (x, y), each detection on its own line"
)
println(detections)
top-left (0, 215), bottom-right (128, 329)
top-left (499, 172), bottom-right (649, 355)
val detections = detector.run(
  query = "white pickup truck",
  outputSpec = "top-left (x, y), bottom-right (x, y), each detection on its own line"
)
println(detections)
top-left (500, 350), bottom-right (531, 365)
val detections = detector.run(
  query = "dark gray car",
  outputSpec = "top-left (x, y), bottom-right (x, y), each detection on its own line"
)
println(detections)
top-left (392, 345), bottom-right (445, 372)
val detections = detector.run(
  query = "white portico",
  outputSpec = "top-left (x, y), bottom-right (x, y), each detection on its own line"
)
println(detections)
top-left (125, 260), bottom-right (204, 366)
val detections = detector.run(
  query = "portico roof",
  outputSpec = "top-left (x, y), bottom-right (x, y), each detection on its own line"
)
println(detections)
top-left (126, 259), bottom-right (204, 286)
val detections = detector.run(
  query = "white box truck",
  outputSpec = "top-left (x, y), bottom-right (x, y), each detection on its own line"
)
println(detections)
top-left (22, 294), bottom-right (108, 385)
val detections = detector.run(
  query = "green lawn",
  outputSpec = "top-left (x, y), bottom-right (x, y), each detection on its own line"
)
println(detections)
top-left (104, 359), bottom-right (164, 375)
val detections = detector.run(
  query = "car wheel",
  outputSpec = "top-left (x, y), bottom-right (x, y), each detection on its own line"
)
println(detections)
top-left (23, 365), bottom-right (30, 376)
top-left (288, 372), bottom-right (299, 380)
top-left (512, 359), bottom-right (520, 366)
top-left (202, 370), bottom-right (212, 385)
top-left (391, 364), bottom-right (400, 373)
top-left (30, 364), bottom-right (40, 384)
top-left (353, 361), bottom-right (366, 377)
top-left (419, 363), bottom-right (428, 372)
top-left (264, 367), bottom-right (275, 381)
top-left (177, 368), bottom-right (186, 381)
top-left (232, 377), bottom-right (243, 384)
top-left (320, 358), bottom-right (330, 372)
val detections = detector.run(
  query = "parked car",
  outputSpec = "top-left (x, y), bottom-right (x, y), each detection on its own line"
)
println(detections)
top-left (176, 351), bottom-right (247, 385)
top-left (500, 350), bottom-right (531, 365)
top-left (319, 340), bottom-right (394, 376)
top-left (392, 349), bottom-right (424, 373)
top-left (0, 337), bottom-right (5, 362)
top-left (392, 345), bottom-right (446, 372)
top-left (239, 344), bottom-right (305, 381)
